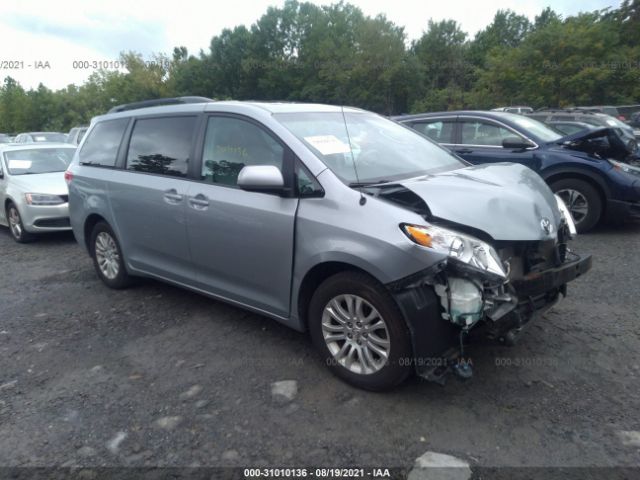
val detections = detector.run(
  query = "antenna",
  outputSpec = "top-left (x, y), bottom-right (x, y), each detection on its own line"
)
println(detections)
top-left (340, 105), bottom-right (367, 206)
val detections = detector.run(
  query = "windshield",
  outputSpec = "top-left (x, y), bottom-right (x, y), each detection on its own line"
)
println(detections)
top-left (276, 112), bottom-right (464, 184)
top-left (511, 115), bottom-right (563, 142)
top-left (32, 133), bottom-right (66, 142)
top-left (602, 115), bottom-right (630, 130)
top-left (4, 148), bottom-right (75, 175)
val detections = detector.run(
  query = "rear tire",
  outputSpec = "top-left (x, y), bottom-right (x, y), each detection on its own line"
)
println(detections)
top-left (6, 203), bottom-right (34, 243)
top-left (308, 271), bottom-right (413, 391)
top-left (90, 221), bottom-right (132, 289)
top-left (550, 178), bottom-right (602, 233)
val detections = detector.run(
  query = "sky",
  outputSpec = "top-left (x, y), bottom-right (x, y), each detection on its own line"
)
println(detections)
top-left (0, 0), bottom-right (621, 90)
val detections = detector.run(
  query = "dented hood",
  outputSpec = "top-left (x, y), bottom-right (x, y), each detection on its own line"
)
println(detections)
top-left (398, 163), bottom-right (562, 241)
top-left (554, 126), bottom-right (638, 161)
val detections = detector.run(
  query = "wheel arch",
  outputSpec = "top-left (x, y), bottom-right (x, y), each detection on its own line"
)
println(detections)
top-left (83, 213), bottom-right (108, 253)
top-left (543, 169), bottom-right (609, 209)
top-left (4, 196), bottom-right (17, 211)
top-left (296, 261), bottom-right (382, 331)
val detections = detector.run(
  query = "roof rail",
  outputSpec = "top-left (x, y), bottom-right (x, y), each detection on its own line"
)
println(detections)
top-left (107, 96), bottom-right (215, 114)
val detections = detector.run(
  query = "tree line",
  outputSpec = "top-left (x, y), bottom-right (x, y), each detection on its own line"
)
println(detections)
top-left (0, 0), bottom-right (638, 133)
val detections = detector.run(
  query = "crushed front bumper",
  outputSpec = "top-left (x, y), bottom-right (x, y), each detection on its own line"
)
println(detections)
top-left (389, 253), bottom-right (592, 382)
top-left (481, 253), bottom-right (592, 341)
top-left (511, 253), bottom-right (592, 298)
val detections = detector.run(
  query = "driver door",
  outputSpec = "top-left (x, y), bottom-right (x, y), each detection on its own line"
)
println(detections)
top-left (186, 115), bottom-right (298, 318)
top-left (453, 118), bottom-right (537, 170)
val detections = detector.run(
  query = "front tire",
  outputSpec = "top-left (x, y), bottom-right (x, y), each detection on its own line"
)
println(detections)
top-left (90, 221), bottom-right (132, 289)
top-left (6, 203), bottom-right (34, 243)
top-left (308, 271), bottom-right (413, 391)
top-left (550, 178), bottom-right (602, 233)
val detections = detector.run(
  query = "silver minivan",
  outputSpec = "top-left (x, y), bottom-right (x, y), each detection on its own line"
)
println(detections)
top-left (67, 98), bottom-right (591, 390)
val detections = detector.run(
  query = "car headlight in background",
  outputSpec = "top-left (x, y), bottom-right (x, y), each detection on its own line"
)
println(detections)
top-left (609, 158), bottom-right (640, 176)
top-left (25, 193), bottom-right (66, 205)
top-left (554, 194), bottom-right (577, 237)
top-left (401, 223), bottom-right (508, 279)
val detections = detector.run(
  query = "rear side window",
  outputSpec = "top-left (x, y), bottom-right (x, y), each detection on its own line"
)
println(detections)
top-left (411, 120), bottom-right (455, 143)
top-left (126, 116), bottom-right (196, 177)
top-left (79, 119), bottom-right (128, 167)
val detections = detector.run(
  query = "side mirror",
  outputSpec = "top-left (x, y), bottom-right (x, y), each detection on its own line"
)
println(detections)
top-left (502, 137), bottom-right (535, 149)
top-left (237, 165), bottom-right (285, 193)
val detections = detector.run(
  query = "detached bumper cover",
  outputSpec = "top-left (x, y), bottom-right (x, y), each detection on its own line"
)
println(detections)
top-left (510, 254), bottom-right (592, 298)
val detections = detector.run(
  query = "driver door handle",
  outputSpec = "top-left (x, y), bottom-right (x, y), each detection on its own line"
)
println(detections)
top-left (163, 188), bottom-right (183, 204)
top-left (189, 194), bottom-right (210, 210)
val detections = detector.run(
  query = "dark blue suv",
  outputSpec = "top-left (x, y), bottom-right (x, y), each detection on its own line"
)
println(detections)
top-left (395, 111), bottom-right (640, 232)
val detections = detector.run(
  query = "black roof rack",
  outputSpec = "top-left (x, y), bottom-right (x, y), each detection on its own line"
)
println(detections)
top-left (108, 96), bottom-right (215, 114)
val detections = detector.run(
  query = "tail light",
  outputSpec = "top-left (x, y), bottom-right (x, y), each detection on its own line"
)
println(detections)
top-left (64, 170), bottom-right (73, 184)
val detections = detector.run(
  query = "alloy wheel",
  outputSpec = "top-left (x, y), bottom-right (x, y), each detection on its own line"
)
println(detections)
top-left (94, 232), bottom-right (120, 280)
top-left (321, 294), bottom-right (390, 375)
top-left (8, 207), bottom-right (23, 239)
top-left (556, 188), bottom-right (589, 225)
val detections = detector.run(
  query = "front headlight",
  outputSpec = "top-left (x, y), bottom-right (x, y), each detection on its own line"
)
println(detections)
top-left (25, 193), bottom-right (66, 205)
top-left (401, 223), bottom-right (508, 279)
top-left (609, 158), bottom-right (640, 176)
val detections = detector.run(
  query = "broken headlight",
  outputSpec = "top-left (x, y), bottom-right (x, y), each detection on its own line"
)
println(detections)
top-left (401, 224), bottom-right (508, 279)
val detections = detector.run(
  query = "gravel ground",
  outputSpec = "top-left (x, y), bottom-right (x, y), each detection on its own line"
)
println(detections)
top-left (0, 221), bottom-right (639, 475)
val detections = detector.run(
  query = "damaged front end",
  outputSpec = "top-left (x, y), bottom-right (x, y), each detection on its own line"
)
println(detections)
top-left (381, 185), bottom-right (592, 384)
top-left (557, 126), bottom-right (639, 163)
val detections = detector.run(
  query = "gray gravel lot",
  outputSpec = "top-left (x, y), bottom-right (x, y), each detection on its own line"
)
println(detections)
top-left (0, 222), bottom-right (639, 473)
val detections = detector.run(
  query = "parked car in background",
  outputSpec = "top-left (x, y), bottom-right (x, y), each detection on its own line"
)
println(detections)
top-left (491, 106), bottom-right (533, 114)
top-left (528, 108), bottom-right (639, 145)
top-left (546, 121), bottom-right (596, 136)
top-left (0, 143), bottom-right (76, 242)
top-left (66, 97), bottom-right (590, 390)
top-left (629, 112), bottom-right (640, 138)
top-left (66, 126), bottom-right (88, 145)
top-left (395, 111), bottom-right (640, 232)
top-left (14, 132), bottom-right (67, 143)
top-left (575, 105), bottom-right (626, 121)
top-left (0, 134), bottom-right (11, 144)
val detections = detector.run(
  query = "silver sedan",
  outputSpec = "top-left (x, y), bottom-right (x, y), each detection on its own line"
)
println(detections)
top-left (0, 143), bottom-right (76, 242)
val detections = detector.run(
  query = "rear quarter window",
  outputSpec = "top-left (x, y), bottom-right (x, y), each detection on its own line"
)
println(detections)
top-left (126, 116), bottom-right (196, 178)
top-left (79, 119), bottom-right (129, 167)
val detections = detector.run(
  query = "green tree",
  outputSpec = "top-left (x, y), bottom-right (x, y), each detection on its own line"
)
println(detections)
top-left (468, 10), bottom-right (532, 67)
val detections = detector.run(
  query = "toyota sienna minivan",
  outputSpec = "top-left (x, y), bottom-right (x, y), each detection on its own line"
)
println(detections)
top-left (67, 97), bottom-right (591, 390)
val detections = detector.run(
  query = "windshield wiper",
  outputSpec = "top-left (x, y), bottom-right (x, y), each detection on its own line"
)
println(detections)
top-left (348, 180), bottom-right (393, 187)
